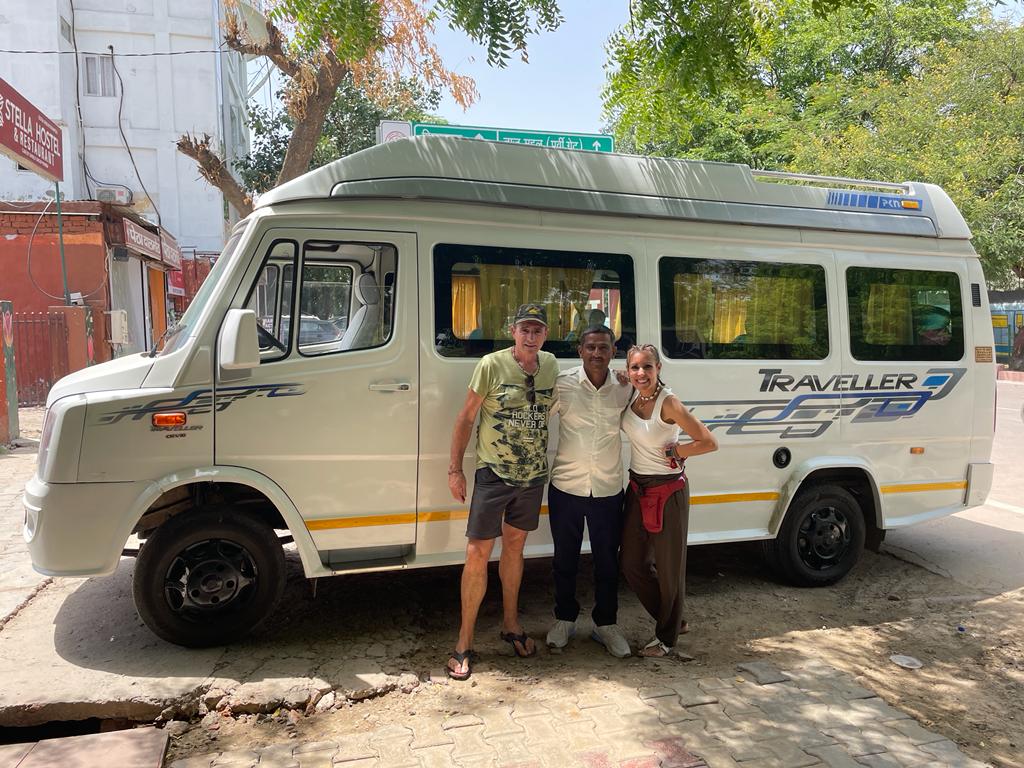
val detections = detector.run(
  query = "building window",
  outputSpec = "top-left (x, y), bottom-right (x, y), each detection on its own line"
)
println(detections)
top-left (84, 54), bottom-right (116, 97)
top-left (659, 257), bottom-right (830, 360)
top-left (847, 267), bottom-right (964, 361)
top-left (433, 243), bottom-right (636, 358)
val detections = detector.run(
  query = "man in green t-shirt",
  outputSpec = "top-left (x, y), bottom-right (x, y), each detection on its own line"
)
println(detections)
top-left (445, 303), bottom-right (559, 680)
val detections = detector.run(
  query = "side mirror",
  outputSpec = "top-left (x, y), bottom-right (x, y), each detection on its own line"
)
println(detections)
top-left (219, 309), bottom-right (260, 371)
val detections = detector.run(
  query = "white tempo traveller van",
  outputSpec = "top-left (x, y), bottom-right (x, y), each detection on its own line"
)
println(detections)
top-left (24, 138), bottom-right (995, 646)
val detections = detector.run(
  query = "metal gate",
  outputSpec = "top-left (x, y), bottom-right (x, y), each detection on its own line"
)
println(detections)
top-left (12, 313), bottom-right (69, 406)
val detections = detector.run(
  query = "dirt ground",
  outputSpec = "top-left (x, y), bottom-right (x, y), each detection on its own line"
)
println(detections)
top-left (166, 543), bottom-right (1024, 768)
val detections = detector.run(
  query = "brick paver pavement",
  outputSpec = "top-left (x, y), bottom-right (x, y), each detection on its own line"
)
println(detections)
top-left (0, 410), bottom-right (47, 626)
top-left (169, 661), bottom-right (991, 768)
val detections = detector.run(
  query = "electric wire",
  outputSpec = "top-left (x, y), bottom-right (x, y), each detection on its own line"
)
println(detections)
top-left (23, 201), bottom-right (110, 301)
top-left (0, 48), bottom-right (224, 56)
top-left (107, 45), bottom-right (162, 229)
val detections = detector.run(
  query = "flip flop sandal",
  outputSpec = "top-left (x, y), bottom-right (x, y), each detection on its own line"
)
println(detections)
top-left (446, 649), bottom-right (474, 681)
top-left (499, 631), bottom-right (537, 658)
top-left (680, 621), bottom-right (690, 635)
top-left (640, 638), bottom-right (673, 658)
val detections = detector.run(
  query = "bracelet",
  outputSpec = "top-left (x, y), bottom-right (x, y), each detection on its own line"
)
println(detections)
top-left (448, 469), bottom-right (464, 475)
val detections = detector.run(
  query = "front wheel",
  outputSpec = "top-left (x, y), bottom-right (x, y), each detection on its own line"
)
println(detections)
top-left (133, 508), bottom-right (285, 647)
top-left (763, 484), bottom-right (865, 586)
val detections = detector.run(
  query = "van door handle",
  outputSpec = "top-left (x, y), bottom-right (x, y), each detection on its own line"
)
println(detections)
top-left (368, 382), bottom-right (411, 392)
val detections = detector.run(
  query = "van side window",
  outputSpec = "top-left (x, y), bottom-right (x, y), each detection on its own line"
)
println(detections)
top-left (245, 240), bottom-right (297, 363)
top-left (297, 240), bottom-right (397, 357)
top-left (433, 243), bottom-right (636, 358)
top-left (847, 267), bottom-right (964, 361)
top-left (659, 257), bottom-right (829, 360)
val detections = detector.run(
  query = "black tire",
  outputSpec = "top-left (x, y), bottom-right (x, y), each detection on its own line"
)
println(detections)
top-left (132, 508), bottom-right (285, 647)
top-left (763, 484), bottom-right (865, 586)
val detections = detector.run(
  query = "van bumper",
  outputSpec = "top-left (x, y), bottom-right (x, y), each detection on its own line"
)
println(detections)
top-left (23, 474), bottom-right (146, 577)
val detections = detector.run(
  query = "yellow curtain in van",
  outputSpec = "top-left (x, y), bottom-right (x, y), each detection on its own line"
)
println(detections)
top-left (746, 276), bottom-right (814, 343)
top-left (865, 284), bottom-right (913, 345)
top-left (478, 264), bottom-right (592, 339)
top-left (452, 276), bottom-right (481, 338)
top-left (712, 289), bottom-right (747, 343)
top-left (673, 275), bottom-right (714, 343)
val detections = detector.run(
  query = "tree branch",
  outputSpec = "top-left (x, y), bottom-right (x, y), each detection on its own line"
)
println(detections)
top-left (177, 133), bottom-right (253, 217)
top-left (223, 13), bottom-right (302, 79)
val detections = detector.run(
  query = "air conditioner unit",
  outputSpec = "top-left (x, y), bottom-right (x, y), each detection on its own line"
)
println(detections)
top-left (96, 186), bottom-right (133, 205)
top-left (106, 309), bottom-right (130, 345)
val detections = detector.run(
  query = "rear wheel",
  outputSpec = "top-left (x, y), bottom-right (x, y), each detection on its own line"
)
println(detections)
top-left (133, 508), bottom-right (285, 647)
top-left (763, 484), bottom-right (865, 586)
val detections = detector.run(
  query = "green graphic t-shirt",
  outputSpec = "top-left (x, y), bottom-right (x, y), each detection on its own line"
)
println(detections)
top-left (470, 348), bottom-right (559, 487)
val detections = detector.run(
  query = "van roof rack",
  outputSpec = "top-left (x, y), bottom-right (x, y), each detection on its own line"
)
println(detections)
top-left (750, 169), bottom-right (910, 193)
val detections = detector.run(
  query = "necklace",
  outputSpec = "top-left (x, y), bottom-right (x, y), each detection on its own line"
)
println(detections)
top-left (634, 385), bottom-right (661, 404)
top-left (511, 348), bottom-right (538, 375)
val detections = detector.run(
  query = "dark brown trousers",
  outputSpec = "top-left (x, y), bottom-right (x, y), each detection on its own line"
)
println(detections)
top-left (621, 472), bottom-right (690, 647)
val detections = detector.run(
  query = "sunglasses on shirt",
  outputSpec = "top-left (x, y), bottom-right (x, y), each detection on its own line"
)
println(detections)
top-left (524, 374), bottom-right (535, 405)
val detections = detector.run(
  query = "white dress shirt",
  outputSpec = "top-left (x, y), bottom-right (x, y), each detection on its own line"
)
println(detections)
top-left (550, 365), bottom-right (632, 498)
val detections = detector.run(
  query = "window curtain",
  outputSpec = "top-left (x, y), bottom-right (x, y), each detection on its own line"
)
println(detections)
top-left (478, 264), bottom-right (593, 339)
top-left (712, 289), bottom-right (747, 343)
top-left (673, 275), bottom-right (714, 343)
top-left (452, 276), bottom-right (481, 338)
top-left (865, 284), bottom-right (913, 345)
top-left (746, 277), bottom-right (814, 343)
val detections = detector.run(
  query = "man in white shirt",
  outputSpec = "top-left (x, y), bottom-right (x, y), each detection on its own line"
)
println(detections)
top-left (546, 325), bottom-right (633, 657)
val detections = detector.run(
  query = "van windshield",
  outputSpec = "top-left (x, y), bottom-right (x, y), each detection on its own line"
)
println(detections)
top-left (158, 228), bottom-right (244, 356)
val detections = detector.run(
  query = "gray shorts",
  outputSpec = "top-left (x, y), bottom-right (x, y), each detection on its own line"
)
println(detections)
top-left (467, 467), bottom-right (544, 540)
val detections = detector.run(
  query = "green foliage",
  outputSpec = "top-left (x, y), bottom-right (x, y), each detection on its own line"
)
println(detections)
top-left (270, 0), bottom-right (384, 60)
top-left (790, 24), bottom-right (1024, 286)
top-left (235, 76), bottom-right (442, 194)
top-left (435, 0), bottom-right (563, 66)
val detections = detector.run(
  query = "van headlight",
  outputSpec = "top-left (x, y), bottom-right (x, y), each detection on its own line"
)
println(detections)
top-left (36, 395), bottom-right (86, 483)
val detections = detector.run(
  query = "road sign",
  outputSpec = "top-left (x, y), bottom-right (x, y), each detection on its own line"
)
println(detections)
top-left (404, 122), bottom-right (614, 153)
top-left (0, 78), bottom-right (63, 182)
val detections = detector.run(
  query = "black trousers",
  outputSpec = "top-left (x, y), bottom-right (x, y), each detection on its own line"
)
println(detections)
top-left (548, 483), bottom-right (625, 627)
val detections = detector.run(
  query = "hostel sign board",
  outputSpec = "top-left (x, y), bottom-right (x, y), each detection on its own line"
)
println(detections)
top-left (0, 78), bottom-right (63, 182)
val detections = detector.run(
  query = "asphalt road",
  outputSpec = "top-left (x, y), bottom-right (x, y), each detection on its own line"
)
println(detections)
top-left (883, 380), bottom-right (1024, 594)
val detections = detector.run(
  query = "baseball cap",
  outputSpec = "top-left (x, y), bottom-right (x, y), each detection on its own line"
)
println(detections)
top-left (512, 303), bottom-right (548, 327)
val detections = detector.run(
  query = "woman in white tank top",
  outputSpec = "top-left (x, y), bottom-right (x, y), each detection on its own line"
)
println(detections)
top-left (620, 344), bottom-right (718, 657)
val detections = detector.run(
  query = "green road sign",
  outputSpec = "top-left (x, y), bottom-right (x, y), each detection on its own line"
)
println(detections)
top-left (412, 122), bottom-right (614, 153)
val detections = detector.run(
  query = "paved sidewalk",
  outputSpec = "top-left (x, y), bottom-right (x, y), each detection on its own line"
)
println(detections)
top-left (168, 661), bottom-right (989, 768)
top-left (0, 432), bottom-right (47, 627)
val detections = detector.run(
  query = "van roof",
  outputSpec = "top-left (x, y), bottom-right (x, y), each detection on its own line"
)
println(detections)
top-left (254, 137), bottom-right (970, 239)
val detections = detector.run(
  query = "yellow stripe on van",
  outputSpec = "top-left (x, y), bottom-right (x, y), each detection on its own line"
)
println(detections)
top-left (308, 493), bottom-right (785, 532)
top-left (306, 513), bottom-right (417, 530)
top-left (879, 481), bottom-right (967, 495)
top-left (691, 491), bottom-right (779, 505)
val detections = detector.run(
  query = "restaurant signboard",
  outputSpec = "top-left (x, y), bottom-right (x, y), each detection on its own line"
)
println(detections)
top-left (0, 77), bottom-right (63, 182)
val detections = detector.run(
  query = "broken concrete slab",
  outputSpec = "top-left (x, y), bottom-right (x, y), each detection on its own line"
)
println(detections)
top-left (737, 661), bottom-right (790, 685)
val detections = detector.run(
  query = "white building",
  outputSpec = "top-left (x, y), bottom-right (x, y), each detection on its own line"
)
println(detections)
top-left (0, 0), bottom-right (248, 246)
top-left (0, 0), bottom-right (249, 352)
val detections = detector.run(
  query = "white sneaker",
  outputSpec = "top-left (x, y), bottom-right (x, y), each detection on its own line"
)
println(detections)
top-left (591, 624), bottom-right (632, 658)
top-left (546, 619), bottom-right (576, 648)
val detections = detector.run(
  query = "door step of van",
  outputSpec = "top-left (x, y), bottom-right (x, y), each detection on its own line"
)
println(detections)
top-left (327, 556), bottom-right (408, 574)
top-left (322, 544), bottom-right (411, 573)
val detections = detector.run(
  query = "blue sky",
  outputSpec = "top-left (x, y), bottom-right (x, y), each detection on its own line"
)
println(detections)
top-left (430, 1), bottom-right (629, 136)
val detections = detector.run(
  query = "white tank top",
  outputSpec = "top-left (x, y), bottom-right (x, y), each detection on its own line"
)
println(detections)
top-left (621, 386), bottom-right (682, 476)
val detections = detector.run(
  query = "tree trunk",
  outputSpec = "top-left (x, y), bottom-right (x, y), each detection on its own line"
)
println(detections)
top-left (176, 134), bottom-right (253, 217)
top-left (277, 59), bottom-right (350, 185)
